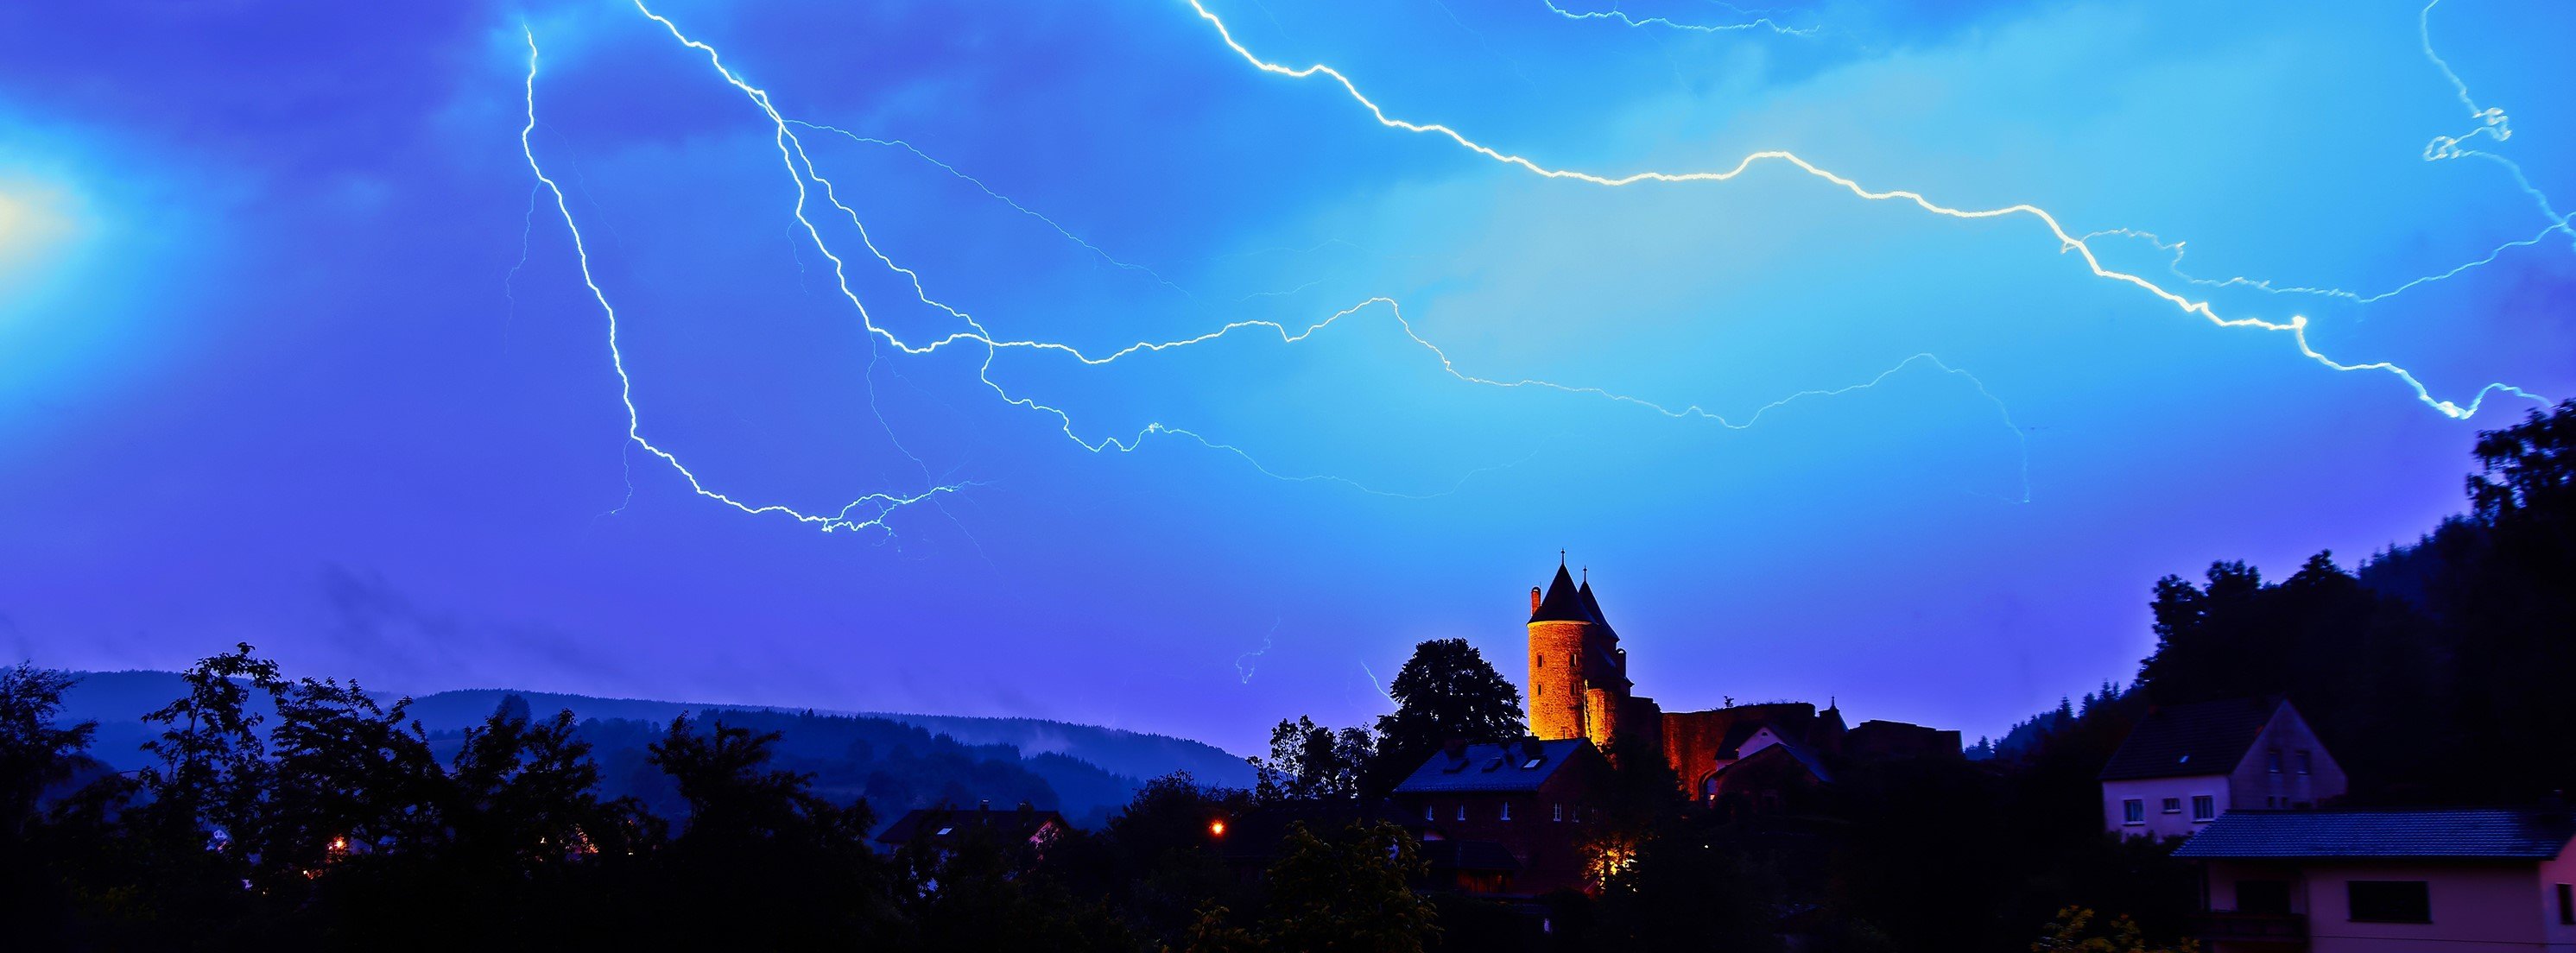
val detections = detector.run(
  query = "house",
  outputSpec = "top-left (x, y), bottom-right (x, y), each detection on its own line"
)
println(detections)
top-left (2174, 807), bottom-right (2576, 951)
top-left (2099, 697), bottom-right (2347, 839)
top-left (1389, 737), bottom-right (1609, 896)
top-left (875, 801), bottom-right (1068, 856)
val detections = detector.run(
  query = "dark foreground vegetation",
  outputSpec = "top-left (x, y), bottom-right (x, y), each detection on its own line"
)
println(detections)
top-left (2, 401), bottom-right (2569, 951)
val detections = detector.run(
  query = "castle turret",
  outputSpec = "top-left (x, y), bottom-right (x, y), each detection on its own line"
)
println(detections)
top-left (1527, 560), bottom-right (1593, 740)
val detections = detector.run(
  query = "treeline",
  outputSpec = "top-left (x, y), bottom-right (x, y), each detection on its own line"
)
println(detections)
top-left (1992, 400), bottom-right (2576, 806)
top-left (0, 644), bottom-right (1448, 950)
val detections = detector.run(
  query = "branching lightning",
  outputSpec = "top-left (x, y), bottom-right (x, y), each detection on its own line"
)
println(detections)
top-left (513, 0), bottom-right (2041, 531)
top-left (1180, 0), bottom-right (2549, 421)
top-left (2065, 3), bottom-right (2568, 313)
top-left (519, 29), bottom-right (965, 534)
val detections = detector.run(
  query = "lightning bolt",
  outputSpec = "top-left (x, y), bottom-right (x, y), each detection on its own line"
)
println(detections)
top-left (1538, 0), bottom-right (1814, 36)
top-left (582, 0), bottom-right (2033, 514)
top-left (2065, 3), bottom-right (2569, 312)
top-left (519, 29), bottom-right (965, 534)
top-left (1237, 617), bottom-right (1281, 684)
top-left (2078, 224), bottom-right (2573, 310)
top-left (1361, 660), bottom-right (1395, 703)
top-left (1181, 0), bottom-right (2550, 421)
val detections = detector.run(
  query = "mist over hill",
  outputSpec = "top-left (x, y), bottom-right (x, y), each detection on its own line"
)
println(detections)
top-left (53, 670), bottom-right (1252, 826)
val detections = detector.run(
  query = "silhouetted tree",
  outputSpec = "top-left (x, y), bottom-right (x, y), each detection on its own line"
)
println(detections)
top-left (1, 664), bottom-right (92, 837)
top-left (1370, 639), bottom-right (1523, 793)
top-left (1251, 716), bottom-right (1373, 805)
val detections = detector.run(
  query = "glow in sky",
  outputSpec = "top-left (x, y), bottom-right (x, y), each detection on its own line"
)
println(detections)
top-left (0, 0), bottom-right (2568, 752)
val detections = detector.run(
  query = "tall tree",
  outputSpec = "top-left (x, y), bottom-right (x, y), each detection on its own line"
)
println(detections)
top-left (1370, 639), bottom-right (1523, 792)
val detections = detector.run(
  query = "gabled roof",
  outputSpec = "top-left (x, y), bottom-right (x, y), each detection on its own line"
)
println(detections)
top-left (1716, 735), bottom-right (1833, 785)
top-left (1530, 565), bottom-right (1591, 623)
top-left (2098, 697), bottom-right (2288, 781)
top-left (1395, 739), bottom-right (1598, 794)
top-left (2174, 808), bottom-right (2576, 860)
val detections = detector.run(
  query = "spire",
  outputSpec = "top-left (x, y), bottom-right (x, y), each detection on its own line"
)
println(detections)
top-left (1530, 559), bottom-right (1588, 622)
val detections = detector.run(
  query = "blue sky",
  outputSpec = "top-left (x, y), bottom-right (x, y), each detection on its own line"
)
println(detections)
top-left (2, 0), bottom-right (2569, 753)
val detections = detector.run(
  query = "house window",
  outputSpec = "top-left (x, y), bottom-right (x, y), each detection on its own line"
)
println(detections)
top-left (2297, 750), bottom-right (2313, 774)
top-left (1553, 804), bottom-right (1563, 823)
top-left (2122, 799), bottom-right (2144, 824)
top-left (1499, 802), bottom-right (1511, 822)
top-left (2560, 884), bottom-right (2573, 925)
top-left (2161, 798), bottom-right (2181, 814)
top-left (2347, 880), bottom-right (2431, 924)
top-left (1424, 805), bottom-right (1435, 822)
top-left (2192, 795), bottom-right (2216, 821)
top-left (2266, 748), bottom-right (2282, 773)
top-left (1455, 805), bottom-right (1466, 823)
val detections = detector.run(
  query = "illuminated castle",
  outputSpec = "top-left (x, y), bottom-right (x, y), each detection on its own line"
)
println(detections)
top-left (1523, 556), bottom-right (1662, 754)
top-left (1524, 555), bottom-right (1961, 804)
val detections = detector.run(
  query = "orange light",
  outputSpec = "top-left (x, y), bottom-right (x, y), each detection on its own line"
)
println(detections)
top-left (1209, 820), bottom-right (1226, 837)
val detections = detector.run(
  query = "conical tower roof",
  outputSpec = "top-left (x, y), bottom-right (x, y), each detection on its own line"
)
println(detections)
top-left (1577, 579), bottom-right (1610, 628)
top-left (1530, 561), bottom-right (1590, 622)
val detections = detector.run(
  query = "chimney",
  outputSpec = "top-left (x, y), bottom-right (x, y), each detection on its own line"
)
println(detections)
top-left (1521, 736), bottom-right (1544, 760)
top-left (1443, 737), bottom-right (1469, 761)
top-left (979, 799), bottom-right (991, 817)
top-left (1530, 586), bottom-right (1543, 613)
top-left (1017, 801), bottom-right (1034, 816)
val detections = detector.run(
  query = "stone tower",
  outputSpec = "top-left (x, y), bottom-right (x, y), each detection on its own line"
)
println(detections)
top-left (1525, 556), bottom-right (1631, 748)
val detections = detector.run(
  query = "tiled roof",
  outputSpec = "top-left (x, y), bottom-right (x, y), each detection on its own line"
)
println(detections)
top-left (2174, 808), bottom-right (2576, 860)
top-left (1530, 565), bottom-right (1591, 623)
top-left (2098, 697), bottom-right (2282, 780)
top-left (1395, 739), bottom-right (1596, 794)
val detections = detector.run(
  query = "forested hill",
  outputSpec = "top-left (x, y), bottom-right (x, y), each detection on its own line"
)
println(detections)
top-left (53, 671), bottom-right (1253, 826)
top-left (1969, 401), bottom-right (2576, 805)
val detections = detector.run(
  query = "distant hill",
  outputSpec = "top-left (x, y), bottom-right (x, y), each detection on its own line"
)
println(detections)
top-left (53, 670), bottom-right (1253, 827)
